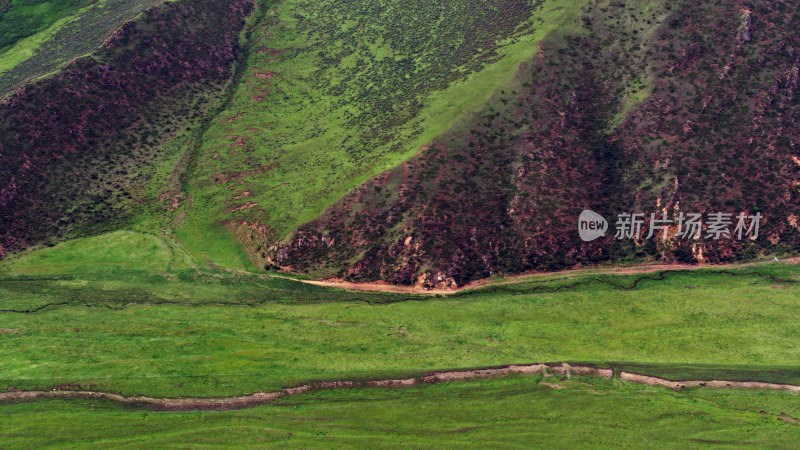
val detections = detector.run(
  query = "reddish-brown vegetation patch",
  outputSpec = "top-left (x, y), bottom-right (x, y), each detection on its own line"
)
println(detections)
top-left (276, 0), bottom-right (800, 287)
top-left (0, 0), bottom-right (254, 254)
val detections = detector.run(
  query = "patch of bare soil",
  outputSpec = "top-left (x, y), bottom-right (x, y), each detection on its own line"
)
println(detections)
top-left (299, 278), bottom-right (454, 294)
top-left (229, 201), bottom-right (258, 212)
top-left (619, 372), bottom-right (800, 393)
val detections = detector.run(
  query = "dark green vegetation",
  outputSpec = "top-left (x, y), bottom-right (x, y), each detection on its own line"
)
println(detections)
top-left (3, 376), bottom-right (800, 447)
top-left (278, 0), bottom-right (800, 286)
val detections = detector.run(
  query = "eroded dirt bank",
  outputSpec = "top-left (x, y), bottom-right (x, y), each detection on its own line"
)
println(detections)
top-left (3, 363), bottom-right (800, 411)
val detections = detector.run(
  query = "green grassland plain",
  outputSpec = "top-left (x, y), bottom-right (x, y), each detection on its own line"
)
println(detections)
top-left (3, 232), bottom-right (800, 398)
top-left (4, 251), bottom-right (800, 444)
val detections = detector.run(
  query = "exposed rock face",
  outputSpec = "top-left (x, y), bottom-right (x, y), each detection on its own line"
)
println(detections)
top-left (276, 0), bottom-right (800, 287)
top-left (0, 0), bottom-right (253, 255)
top-left (415, 272), bottom-right (458, 290)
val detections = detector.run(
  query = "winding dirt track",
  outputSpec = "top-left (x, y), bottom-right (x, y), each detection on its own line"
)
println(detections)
top-left (4, 363), bottom-right (800, 411)
top-left (293, 257), bottom-right (800, 294)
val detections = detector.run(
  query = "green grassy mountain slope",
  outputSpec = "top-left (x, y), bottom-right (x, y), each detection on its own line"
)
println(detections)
top-left (276, 0), bottom-right (800, 287)
top-left (174, 0), bottom-right (587, 270)
top-left (0, 0), bottom-right (165, 96)
top-left (4, 1), bottom-right (800, 444)
top-left (2, 0), bottom-right (799, 284)
top-left (1, 0), bottom-right (591, 274)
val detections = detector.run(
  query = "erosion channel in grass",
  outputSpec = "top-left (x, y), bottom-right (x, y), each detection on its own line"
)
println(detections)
top-left (2, 375), bottom-right (800, 447)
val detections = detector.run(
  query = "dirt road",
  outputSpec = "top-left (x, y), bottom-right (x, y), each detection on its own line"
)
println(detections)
top-left (294, 257), bottom-right (800, 295)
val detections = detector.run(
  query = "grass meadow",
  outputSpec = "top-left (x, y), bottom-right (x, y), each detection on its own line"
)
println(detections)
top-left (2, 375), bottom-right (800, 447)
top-left (3, 231), bottom-right (800, 398)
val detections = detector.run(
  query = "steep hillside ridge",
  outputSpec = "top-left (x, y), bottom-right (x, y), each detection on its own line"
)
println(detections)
top-left (612, 0), bottom-right (800, 262)
top-left (175, 0), bottom-right (584, 270)
top-left (0, 0), bottom-right (254, 257)
top-left (0, 0), bottom-right (95, 52)
top-left (0, 0), bottom-right (165, 97)
top-left (276, 0), bottom-right (800, 288)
